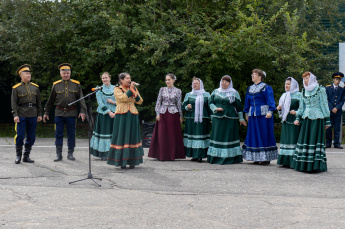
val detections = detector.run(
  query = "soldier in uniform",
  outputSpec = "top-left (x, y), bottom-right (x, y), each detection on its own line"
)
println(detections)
top-left (43, 63), bottom-right (87, 161)
top-left (325, 72), bottom-right (345, 149)
top-left (11, 64), bottom-right (42, 164)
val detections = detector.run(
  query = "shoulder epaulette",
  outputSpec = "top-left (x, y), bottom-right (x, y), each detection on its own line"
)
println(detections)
top-left (326, 85), bottom-right (331, 87)
top-left (71, 79), bottom-right (80, 84)
top-left (12, 83), bottom-right (21, 89)
top-left (53, 80), bottom-right (62, 85)
top-left (31, 82), bottom-right (39, 87)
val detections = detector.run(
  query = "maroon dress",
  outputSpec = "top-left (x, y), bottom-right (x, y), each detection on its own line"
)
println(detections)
top-left (148, 87), bottom-right (185, 161)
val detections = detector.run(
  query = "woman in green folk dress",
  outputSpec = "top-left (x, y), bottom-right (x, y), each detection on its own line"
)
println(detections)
top-left (208, 75), bottom-right (247, 165)
top-left (90, 72), bottom-right (116, 161)
top-left (182, 77), bottom-right (211, 162)
top-left (276, 77), bottom-right (301, 167)
top-left (292, 72), bottom-right (330, 172)
top-left (107, 73), bottom-right (144, 169)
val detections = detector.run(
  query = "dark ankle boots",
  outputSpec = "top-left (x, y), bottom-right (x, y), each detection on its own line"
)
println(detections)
top-left (54, 146), bottom-right (76, 162)
top-left (15, 145), bottom-right (23, 164)
top-left (22, 144), bottom-right (34, 163)
top-left (54, 145), bottom-right (63, 162)
top-left (67, 148), bottom-right (75, 161)
top-left (15, 145), bottom-right (34, 164)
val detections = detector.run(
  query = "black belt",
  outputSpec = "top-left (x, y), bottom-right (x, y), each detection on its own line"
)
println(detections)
top-left (19, 103), bottom-right (36, 108)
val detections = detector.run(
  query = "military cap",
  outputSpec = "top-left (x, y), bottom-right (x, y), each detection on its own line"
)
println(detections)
top-left (16, 64), bottom-right (31, 75)
top-left (332, 72), bottom-right (344, 79)
top-left (58, 63), bottom-right (72, 71)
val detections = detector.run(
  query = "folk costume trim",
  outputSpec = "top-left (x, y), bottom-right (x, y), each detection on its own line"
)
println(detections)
top-left (107, 155), bottom-right (144, 162)
top-left (110, 142), bottom-right (142, 150)
top-left (248, 82), bottom-right (267, 94)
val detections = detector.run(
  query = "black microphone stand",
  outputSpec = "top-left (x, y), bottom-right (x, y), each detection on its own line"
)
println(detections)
top-left (68, 88), bottom-right (102, 187)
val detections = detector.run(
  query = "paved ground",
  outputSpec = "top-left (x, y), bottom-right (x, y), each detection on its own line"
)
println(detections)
top-left (0, 137), bottom-right (344, 229)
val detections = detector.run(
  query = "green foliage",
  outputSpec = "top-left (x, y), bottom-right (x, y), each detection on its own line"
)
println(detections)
top-left (1, 0), bottom-right (344, 125)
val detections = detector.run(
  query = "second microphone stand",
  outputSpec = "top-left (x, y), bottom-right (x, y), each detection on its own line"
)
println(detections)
top-left (68, 89), bottom-right (102, 187)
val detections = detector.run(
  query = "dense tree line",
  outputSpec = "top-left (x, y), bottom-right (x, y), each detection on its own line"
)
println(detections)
top-left (1, 0), bottom-right (344, 123)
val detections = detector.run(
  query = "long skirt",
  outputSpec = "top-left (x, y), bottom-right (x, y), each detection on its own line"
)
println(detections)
top-left (277, 121), bottom-right (300, 167)
top-left (291, 118), bottom-right (327, 172)
top-left (107, 112), bottom-right (144, 167)
top-left (90, 113), bottom-right (114, 159)
top-left (183, 118), bottom-right (210, 159)
top-left (242, 116), bottom-right (278, 161)
top-left (148, 112), bottom-right (185, 161)
top-left (207, 117), bottom-right (243, 165)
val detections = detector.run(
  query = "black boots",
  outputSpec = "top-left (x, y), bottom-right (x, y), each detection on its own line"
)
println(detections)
top-left (22, 144), bottom-right (34, 163)
top-left (67, 148), bottom-right (75, 161)
top-left (16, 145), bottom-right (34, 164)
top-left (54, 145), bottom-right (63, 162)
top-left (15, 145), bottom-right (23, 164)
top-left (54, 146), bottom-right (75, 161)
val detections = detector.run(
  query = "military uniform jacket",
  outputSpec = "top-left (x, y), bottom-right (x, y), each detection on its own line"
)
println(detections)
top-left (326, 84), bottom-right (345, 116)
top-left (44, 79), bottom-right (87, 117)
top-left (11, 82), bottom-right (42, 117)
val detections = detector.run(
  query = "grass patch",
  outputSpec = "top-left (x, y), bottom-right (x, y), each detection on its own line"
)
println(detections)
top-left (0, 122), bottom-right (89, 139)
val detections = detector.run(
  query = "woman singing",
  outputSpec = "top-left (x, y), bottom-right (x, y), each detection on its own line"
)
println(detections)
top-left (107, 73), bottom-right (144, 169)
top-left (148, 73), bottom-right (185, 161)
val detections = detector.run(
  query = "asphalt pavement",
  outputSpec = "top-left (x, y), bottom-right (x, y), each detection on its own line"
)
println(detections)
top-left (0, 137), bottom-right (344, 228)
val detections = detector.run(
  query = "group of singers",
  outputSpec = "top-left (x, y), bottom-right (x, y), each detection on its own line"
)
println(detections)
top-left (12, 63), bottom-right (344, 173)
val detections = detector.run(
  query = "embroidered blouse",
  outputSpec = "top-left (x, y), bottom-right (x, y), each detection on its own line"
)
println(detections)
top-left (208, 90), bottom-right (244, 120)
top-left (278, 91), bottom-right (302, 124)
top-left (155, 87), bottom-right (183, 117)
top-left (296, 86), bottom-right (331, 125)
top-left (95, 84), bottom-right (116, 115)
top-left (114, 85), bottom-right (143, 115)
top-left (182, 92), bottom-right (212, 119)
top-left (243, 82), bottom-right (276, 116)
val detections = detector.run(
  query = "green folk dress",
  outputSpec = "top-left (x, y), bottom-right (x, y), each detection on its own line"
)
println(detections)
top-left (182, 92), bottom-right (211, 159)
top-left (208, 90), bottom-right (244, 164)
top-left (291, 86), bottom-right (330, 172)
top-left (107, 86), bottom-right (144, 167)
top-left (90, 84), bottom-right (116, 159)
top-left (277, 92), bottom-right (302, 167)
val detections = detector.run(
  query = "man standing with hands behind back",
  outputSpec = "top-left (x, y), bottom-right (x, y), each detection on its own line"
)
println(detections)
top-left (43, 63), bottom-right (87, 161)
top-left (11, 64), bottom-right (42, 164)
top-left (325, 72), bottom-right (345, 149)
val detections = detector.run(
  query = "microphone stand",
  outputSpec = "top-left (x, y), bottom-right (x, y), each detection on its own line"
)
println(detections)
top-left (68, 89), bottom-right (102, 187)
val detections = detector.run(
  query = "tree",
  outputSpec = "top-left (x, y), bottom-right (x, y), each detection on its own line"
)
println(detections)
top-left (1, 0), bottom-right (344, 124)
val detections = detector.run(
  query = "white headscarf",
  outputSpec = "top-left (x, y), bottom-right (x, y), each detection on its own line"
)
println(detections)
top-left (278, 77), bottom-right (299, 122)
top-left (303, 72), bottom-right (319, 92)
top-left (191, 78), bottom-right (206, 123)
top-left (217, 75), bottom-right (237, 104)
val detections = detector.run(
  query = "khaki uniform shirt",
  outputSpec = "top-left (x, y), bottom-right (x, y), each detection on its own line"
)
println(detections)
top-left (44, 79), bottom-right (87, 117)
top-left (11, 82), bottom-right (42, 117)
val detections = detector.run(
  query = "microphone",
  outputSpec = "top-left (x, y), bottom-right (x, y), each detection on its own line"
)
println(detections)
top-left (91, 86), bottom-right (103, 91)
top-left (130, 82), bottom-right (140, 86)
